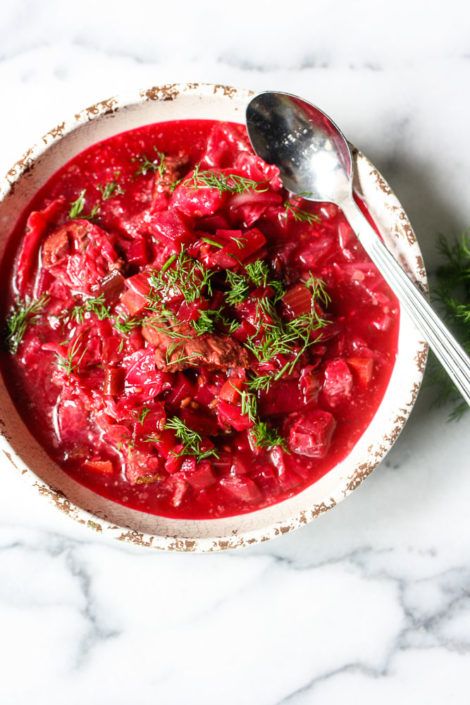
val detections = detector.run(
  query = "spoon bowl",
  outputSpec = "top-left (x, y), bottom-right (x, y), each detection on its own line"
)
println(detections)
top-left (246, 92), bottom-right (352, 203)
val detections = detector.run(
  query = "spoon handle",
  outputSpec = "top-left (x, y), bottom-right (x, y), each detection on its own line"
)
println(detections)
top-left (341, 197), bottom-right (470, 406)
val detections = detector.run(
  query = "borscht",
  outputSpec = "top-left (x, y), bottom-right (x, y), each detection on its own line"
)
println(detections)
top-left (0, 120), bottom-right (399, 519)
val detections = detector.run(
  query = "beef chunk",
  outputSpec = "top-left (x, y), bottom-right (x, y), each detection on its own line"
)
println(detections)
top-left (142, 324), bottom-right (249, 371)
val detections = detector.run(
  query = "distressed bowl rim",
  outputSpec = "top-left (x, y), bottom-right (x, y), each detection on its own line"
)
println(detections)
top-left (0, 82), bottom-right (428, 551)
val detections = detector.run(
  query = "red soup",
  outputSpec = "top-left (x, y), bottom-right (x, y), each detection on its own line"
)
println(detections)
top-left (0, 120), bottom-right (399, 519)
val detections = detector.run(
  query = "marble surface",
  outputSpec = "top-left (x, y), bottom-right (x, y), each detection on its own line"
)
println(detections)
top-left (1, 1), bottom-right (470, 702)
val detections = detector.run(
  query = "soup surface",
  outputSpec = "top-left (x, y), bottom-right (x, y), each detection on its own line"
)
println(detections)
top-left (1, 120), bottom-right (399, 518)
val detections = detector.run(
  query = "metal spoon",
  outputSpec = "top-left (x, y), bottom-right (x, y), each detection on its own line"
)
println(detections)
top-left (246, 91), bottom-right (470, 407)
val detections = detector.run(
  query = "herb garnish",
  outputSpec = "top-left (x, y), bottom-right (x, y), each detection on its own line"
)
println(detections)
top-left (191, 308), bottom-right (227, 335)
top-left (247, 374), bottom-right (272, 393)
top-left (69, 190), bottom-right (87, 219)
top-left (165, 415), bottom-right (219, 461)
top-left (72, 294), bottom-right (110, 323)
top-left (114, 315), bottom-right (142, 335)
top-left (201, 237), bottom-right (224, 249)
top-left (56, 336), bottom-right (86, 376)
top-left (284, 201), bottom-right (321, 225)
top-left (243, 275), bottom-right (330, 391)
top-left (137, 407), bottom-right (151, 424)
top-left (243, 259), bottom-right (285, 300)
top-left (225, 271), bottom-right (250, 306)
top-left (251, 421), bottom-right (287, 450)
top-left (99, 180), bottom-right (125, 200)
top-left (429, 233), bottom-right (470, 419)
top-left (134, 148), bottom-right (166, 177)
top-left (305, 274), bottom-right (331, 307)
top-left (6, 294), bottom-right (49, 354)
top-left (149, 251), bottom-right (214, 304)
top-left (245, 259), bottom-right (270, 287)
top-left (68, 189), bottom-right (100, 220)
top-left (233, 388), bottom-right (257, 422)
top-left (184, 165), bottom-right (267, 195)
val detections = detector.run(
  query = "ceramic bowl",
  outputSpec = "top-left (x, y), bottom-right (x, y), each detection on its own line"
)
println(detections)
top-left (0, 83), bottom-right (427, 551)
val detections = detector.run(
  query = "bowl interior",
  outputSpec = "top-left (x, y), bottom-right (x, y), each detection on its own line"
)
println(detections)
top-left (0, 84), bottom-right (427, 550)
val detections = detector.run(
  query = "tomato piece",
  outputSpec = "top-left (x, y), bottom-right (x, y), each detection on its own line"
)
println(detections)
top-left (124, 271), bottom-right (151, 296)
top-left (347, 357), bottom-right (374, 387)
top-left (82, 459), bottom-right (114, 476)
top-left (219, 374), bottom-right (245, 404)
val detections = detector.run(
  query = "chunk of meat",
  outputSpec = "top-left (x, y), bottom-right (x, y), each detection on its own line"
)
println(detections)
top-left (142, 324), bottom-right (249, 371)
top-left (41, 220), bottom-right (120, 294)
top-left (42, 222), bottom-right (79, 266)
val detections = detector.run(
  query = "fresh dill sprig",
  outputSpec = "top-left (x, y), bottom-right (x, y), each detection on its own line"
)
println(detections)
top-left (184, 165), bottom-right (267, 195)
top-left (251, 421), bottom-right (287, 450)
top-left (225, 271), bottom-right (249, 306)
top-left (6, 293), bottom-right (49, 354)
top-left (191, 308), bottom-right (227, 335)
top-left (305, 274), bottom-right (331, 307)
top-left (134, 148), bottom-right (166, 177)
top-left (56, 336), bottom-right (86, 375)
top-left (114, 315), bottom-right (142, 335)
top-left (245, 259), bottom-right (270, 287)
top-left (284, 201), bottom-right (321, 225)
top-left (149, 251), bottom-right (214, 303)
top-left (71, 294), bottom-right (110, 323)
top-left (429, 233), bottom-right (470, 419)
top-left (68, 189), bottom-right (100, 220)
top-left (99, 180), bottom-right (125, 200)
top-left (244, 294), bottom-right (328, 382)
top-left (235, 388), bottom-right (258, 423)
top-left (247, 374), bottom-right (273, 393)
top-left (137, 407), bottom-right (151, 424)
top-left (243, 259), bottom-right (286, 301)
top-left (69, 190), bottom-right (87, 218)
top-left (201, 237), bottom-right (224, 249)
top-left (165, 416), bottom-right (219, 461)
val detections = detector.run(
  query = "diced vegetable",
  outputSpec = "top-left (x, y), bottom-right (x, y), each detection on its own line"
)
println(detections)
top-left (219, 476), bottom-right (263, 504)
top-left (282, 284), bottom-right (312, 318)
top-left (82, 459), bottom-right (114, 476)
top-left (321, 359), bottom-right (354, 408)
top-left (288, 410), bottom-right (336, 459)
top-left (346, 357), bottom-right (374, 387)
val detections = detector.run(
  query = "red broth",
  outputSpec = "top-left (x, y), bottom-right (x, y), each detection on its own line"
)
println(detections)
top-left (0, 120), bottom-right (399, 519)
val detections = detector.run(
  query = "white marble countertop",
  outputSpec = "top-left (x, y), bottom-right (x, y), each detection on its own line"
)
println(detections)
top-left (1, 1), bottom-right (470, 702)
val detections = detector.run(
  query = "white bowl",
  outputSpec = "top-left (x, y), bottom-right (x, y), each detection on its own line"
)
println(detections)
top-left (0, 83), bottom-right (427, 551)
